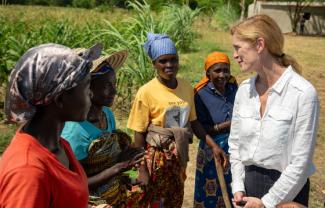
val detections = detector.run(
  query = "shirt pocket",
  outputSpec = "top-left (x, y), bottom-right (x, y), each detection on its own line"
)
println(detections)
top-left (237, 107), bottom-right (258, 138)
top-left (263, 106), bottom-right (292, 141)
top-left (237, 107), bottom-right (258, 159)
top-left (259, 106), bottom-right (293, 162)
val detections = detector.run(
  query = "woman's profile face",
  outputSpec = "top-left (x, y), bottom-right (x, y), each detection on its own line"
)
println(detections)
top-left (153, 54), bottom-right (179, 80)
top-left (90, 70), bottom-right (117, 107)
top-left (232, 34), bottom-right (259, 73)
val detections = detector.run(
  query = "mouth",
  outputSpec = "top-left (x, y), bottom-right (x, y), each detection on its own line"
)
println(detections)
top-left (164, 69), bottom-right (175, 76)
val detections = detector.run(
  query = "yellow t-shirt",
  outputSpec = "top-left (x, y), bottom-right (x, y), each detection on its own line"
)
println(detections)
top-left (127, 77), bottom-right (197, 132)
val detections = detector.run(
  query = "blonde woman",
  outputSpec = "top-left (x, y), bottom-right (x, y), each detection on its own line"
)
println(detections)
top-left (228, 15), bottom-right (319, 208)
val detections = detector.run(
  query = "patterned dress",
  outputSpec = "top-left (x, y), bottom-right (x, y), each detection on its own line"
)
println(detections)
top-left (194, 82), bottom-right (237, 208)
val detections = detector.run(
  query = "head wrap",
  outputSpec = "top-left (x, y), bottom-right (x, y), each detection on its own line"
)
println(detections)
top-left (4, 43), bottom-right (97, 123)
top-left (194, 52), bottom-right (237, 94)
top-left (143, 32), bottom-right (177, 61)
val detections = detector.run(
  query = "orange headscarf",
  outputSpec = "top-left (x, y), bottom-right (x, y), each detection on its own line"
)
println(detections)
top-left (194, 52), bottom-right (237, 94)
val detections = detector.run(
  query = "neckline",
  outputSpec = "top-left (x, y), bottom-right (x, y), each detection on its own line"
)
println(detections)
top-left (16, 131), bottom-right (79, 174)
top-left (155, 77), bottom-right (179, 91)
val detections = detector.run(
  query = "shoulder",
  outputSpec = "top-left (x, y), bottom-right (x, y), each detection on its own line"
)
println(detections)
top-left (177, 77), bottom-right (193, 89)
top-left (288, 68), bottom-right (318, 101)
top-left (103, 106), bottom-right (115, 118)
top-left (236, 77), bottom-right (254, 95)
top-left (61, 121), bottom-right (89, 140)
top-left (0, 134), bottom-right (50, 175)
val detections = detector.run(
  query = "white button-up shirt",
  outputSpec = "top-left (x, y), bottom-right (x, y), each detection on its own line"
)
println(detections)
top-left (229, 66), bottom-right (319, 208)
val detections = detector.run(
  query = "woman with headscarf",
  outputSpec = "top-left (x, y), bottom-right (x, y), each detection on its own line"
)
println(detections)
top-left (193, 52), bottom-right (237, 207)
top-left (127, 33), bottom-right (228, 208)
top-left (61, 49), bottom-right (145, 207)
top-left (0, 43), bottom-right (98, 207)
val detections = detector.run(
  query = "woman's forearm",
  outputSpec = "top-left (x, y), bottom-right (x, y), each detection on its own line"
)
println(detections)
top-left (88, 164), bottom-right (121, 188)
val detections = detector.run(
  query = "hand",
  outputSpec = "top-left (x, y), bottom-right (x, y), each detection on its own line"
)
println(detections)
top-left (242, 197), bottom-right (264, 208)
top-left (232, 191), bottom-right (245, 207)
top-left (116, 151), bottom-right (146, 172)
top-left (212, 145), bottom-right (229, 169)
top-left (136, 168), bottom-right (149, 186)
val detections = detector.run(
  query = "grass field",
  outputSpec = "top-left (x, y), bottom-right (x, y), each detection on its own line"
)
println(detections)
top-left (0, 5), bottom-right (325, 208)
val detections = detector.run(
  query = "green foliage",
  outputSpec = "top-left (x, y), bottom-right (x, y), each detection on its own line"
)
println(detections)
top-left (0, 124), bottom-right (16, 154)
top-left (213, 3), bottom-right (239, 31)
top-left (72, 0), bottom-right (96, 8)
top-left (161, 4), bottom-right (200, 52)
top-left (0, 1), bottom-right (199, 109)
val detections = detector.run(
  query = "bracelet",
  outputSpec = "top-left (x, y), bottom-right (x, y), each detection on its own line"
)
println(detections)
top-left (213, 124), bottom-right (219, 132)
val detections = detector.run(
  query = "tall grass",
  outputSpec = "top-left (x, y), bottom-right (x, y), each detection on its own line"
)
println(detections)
top-left (212, 3), bottom-right (239, 31)
top-left (0, 1), bottom-right (199, 112)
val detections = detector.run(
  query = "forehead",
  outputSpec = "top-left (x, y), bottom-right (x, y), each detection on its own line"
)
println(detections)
top-left (209, 62), bottom-right (230, 71)
top-left (232, 34), bottom-right (252, 47)
top-left (156, 54), bottom-right (178, 60)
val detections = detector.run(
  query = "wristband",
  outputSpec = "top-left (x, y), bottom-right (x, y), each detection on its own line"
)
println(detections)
top-left (213, 124), bottom-right (219, 132)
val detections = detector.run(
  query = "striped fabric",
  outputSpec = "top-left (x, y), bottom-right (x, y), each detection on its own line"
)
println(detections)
top-left (143, 32), bottom-right (177, 61)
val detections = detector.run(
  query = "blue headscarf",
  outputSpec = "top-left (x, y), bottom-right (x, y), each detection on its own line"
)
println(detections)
top-left (143, 32), bottom-right (177, 61)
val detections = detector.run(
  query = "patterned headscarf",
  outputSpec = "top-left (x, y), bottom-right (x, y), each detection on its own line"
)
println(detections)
top-left (4, 43), bottom-right (96, 123)
top-left (143, 32), bottom-right (177, 61)
top-left (194, 52), bottom-right (237, 94)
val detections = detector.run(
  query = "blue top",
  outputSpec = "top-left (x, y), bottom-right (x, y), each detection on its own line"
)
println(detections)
top-left (61, 107), bottom-right (116, 160)
top-left (194, 81), bottom-right (237, 131)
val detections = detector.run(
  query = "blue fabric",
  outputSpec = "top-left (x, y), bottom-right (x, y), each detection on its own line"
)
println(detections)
top-left (194, 82), bottom-right (237, 207)
top-left (143, 32), bottom-right (177, 61)
top-left (195, 82), bottom-right (237, 130)
top-left (194, 134), bottom-right (233, 207)
top-left (61, 107), bottom-right (116, 160)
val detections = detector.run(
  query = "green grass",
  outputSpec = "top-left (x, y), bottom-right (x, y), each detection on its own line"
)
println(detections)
top-left (0, 124), bottom-right (16, 154)
top-left (1, 5), bottom-right (325, 207)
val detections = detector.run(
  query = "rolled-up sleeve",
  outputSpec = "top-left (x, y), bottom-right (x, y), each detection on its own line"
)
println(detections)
top-left (262, 87), bottom-right (319, 207)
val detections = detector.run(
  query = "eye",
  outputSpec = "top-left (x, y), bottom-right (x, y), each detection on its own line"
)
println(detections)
top-left (158, 59), bottom-right (167, 64)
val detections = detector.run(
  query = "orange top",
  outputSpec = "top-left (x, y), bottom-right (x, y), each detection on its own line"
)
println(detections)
top-left (0, 131), bottom-right (89, 208)
top-left (194, 52), bottom-right (235, 94)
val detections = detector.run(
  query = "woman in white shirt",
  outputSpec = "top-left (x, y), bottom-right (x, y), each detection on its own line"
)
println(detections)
top-left (229, 14), bottom-right (319, 208)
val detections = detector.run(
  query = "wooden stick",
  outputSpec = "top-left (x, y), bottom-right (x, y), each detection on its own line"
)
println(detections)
top-left (214, 156), bottom-right (232, 208)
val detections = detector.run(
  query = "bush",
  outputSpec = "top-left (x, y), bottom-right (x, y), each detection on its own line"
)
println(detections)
top-left (161, 4), bottom-right (200, 52)
top-left (213, 3), bottom-right (239, 31)
top-left (72, 0), bottom-right (95, 9)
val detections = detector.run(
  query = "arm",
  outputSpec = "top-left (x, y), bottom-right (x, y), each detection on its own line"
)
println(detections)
top-left (228, 94), bottom-right (246, 202)
top-left (194, 93), bottom-right (231, 135)
top-left (0, 167), bottom-right (51, 207)
top-left (88, 147), bottom-right (145, 188)
top-left (133, 131), bottom-right (150, 186)
top-left (190, 119), bottom-right (228, 168)
top-left (261, 89), bottom-right (319, 207)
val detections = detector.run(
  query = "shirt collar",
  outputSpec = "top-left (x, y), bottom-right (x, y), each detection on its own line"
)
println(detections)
top-left (271, 66), bottom-right (293, 94)
top-left (250, 65), bottom-right (294, 94)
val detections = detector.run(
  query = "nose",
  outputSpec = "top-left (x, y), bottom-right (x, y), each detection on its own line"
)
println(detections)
top-left (219, 71), bottom-right (226, 77)
top-left (233, 50), bottom-right (239, 60)
top-left (89, 90), bottom-right (94, 99)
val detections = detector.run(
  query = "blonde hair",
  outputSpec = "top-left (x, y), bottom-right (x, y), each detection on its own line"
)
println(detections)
top-left (230, 14), bottom-right (301, 74)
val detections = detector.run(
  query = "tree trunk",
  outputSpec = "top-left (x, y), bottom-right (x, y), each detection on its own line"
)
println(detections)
top-left (240, 0), bottom-right (246, 21)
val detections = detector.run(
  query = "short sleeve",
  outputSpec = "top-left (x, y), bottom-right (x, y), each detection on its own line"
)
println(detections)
top-left (0, 166), bottom-right (51, 207)
top-left (61, 122), bottom-right (91, 160)
top-left (127, 88), bottom-right (151, 133)
top-left (103, 107), bottom-right (116, 132)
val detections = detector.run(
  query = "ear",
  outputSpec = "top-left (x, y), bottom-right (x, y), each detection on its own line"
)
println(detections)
top-left (206, 70), bottom-right (210, 78)
top-left (256, 37), bottom-right (265, 54)
top-left (53, 93), bottom-right (64, 109)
